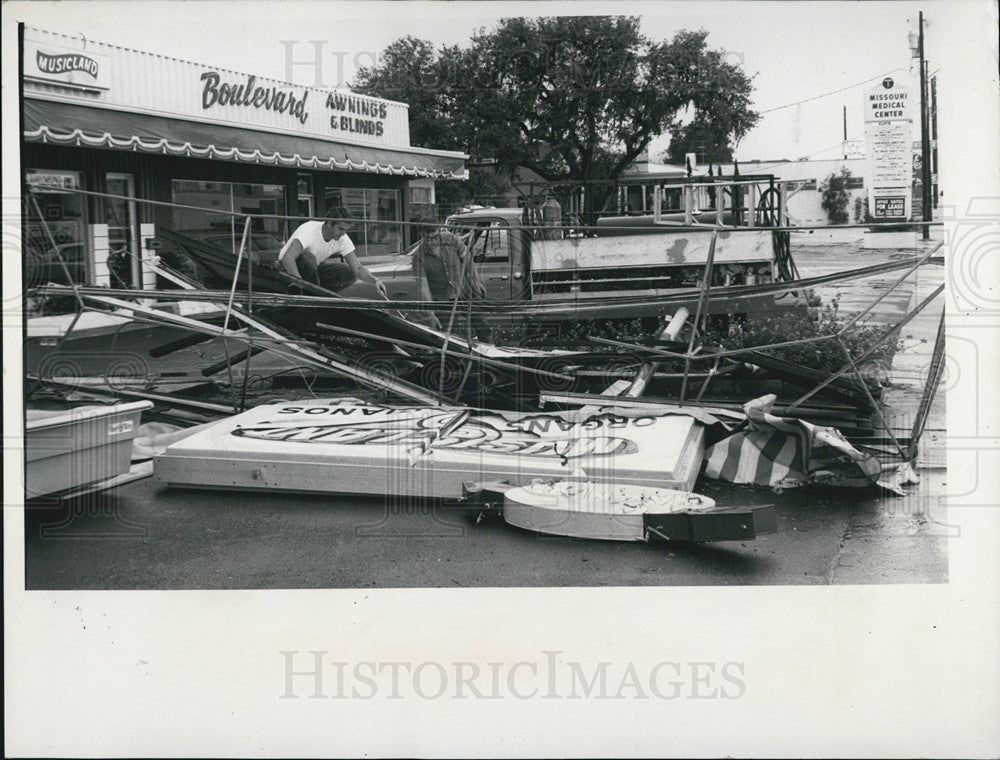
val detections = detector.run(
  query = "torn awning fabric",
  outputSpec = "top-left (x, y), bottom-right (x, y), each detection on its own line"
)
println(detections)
top-left (703, 394), bottom-right (882, 490)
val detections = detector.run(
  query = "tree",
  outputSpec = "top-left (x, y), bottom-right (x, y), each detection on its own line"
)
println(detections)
top-left (819, 167), bottom-right (852, 225)
top-left (450, 20), bottom-right (757, 186)
top-left (662, 43), bottom-right (758, 165)
top-left (353, 36), bottom-right (462, 151)
top-left (354, 18), bottom-right (759, 214)
top-left (354, 38), bottom-right (507, 207)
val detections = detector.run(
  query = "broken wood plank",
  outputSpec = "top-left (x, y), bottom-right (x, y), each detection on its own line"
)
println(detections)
top-left (626, 308), bottom-right (689, 398)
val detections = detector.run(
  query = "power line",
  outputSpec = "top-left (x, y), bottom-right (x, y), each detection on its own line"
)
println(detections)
top-left (735, 132), bottom-right (867, 174)
top-left (757, 69), bottom-right (906, 115)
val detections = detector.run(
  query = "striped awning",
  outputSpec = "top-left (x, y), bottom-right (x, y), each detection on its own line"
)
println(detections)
top-left (704, 394), bottom-right (885, 490)
top-left (23, 98), bottom-right (467, 179)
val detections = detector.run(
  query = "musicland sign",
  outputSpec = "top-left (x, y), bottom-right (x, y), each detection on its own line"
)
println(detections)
top-left (864, 77), bottom-right (914, 220)
top-left (23, 39), bottom-right (110, 91)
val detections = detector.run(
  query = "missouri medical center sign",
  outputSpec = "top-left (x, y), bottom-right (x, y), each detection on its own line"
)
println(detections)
top-left (864, 77), bottom-right (915, 220)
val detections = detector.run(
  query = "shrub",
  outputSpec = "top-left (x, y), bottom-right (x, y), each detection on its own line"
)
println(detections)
top-left (819, 167), bottom-right (852, 225)
top-left (492, 318), bottom-right (660, 350)
top-left (704, 295), bottom-right (898, 395)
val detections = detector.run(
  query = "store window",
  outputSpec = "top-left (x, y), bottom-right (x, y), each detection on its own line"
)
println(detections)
top-left (296, 174), bottom-right (314, 218)
top-left (410, 186), bottom-right (432, 205)
top-left (171, 180), bottom-right (287, 258)
top-left (324, 187), bottom-right (403, 257)
top-left (24, 169), bottom-right (88, 286)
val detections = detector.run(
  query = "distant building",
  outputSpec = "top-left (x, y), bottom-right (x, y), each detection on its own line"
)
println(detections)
top-left (715, 158), bottom-right (868, 226)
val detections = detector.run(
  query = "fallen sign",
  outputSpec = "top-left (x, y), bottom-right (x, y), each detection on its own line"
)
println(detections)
top-left (479, 480), bottom-right (777, 542)
top-left (154, 398), bottom-right (705, 498)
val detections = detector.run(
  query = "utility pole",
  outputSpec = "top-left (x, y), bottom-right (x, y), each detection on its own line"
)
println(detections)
top-left (931, 74), bottom-right (938, 208)
top-left (843, 105), bottom-right (848, 158)
top-left (918, 11), bottom-right (932, 240)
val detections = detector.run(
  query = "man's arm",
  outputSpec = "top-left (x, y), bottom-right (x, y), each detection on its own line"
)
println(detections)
top-left (411, 250), bottom-right (441, 329)
top-left (344, 251), bottom-right (387, 297)
top-left (281, 239), bottom-right (305, 278)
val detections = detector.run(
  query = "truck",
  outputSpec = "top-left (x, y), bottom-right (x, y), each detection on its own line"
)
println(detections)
top-left (345, 205), bottom-right (809, 327)
top-left (152, 174), bottom-right (811, 328)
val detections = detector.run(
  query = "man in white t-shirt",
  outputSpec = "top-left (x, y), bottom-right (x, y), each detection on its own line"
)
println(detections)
top-left (279, 205), bottom-right (386, 297)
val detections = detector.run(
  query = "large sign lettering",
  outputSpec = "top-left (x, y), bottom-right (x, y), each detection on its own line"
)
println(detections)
top-left (21, 28), bottom-right (419, 149)
top-left (23, 37), bottom-right (110, 91)
top-left (325, 92), bottom-right (386, 137)
top-left (200, 72), bottom-right (309, 125)
top-left (36, 51), bottom-right (99, 78)
top-left (155, 399), bottom-right (701, 495)
top-left (232, 405), bottom-right (652, 461)
top-left (192, 69), bottom-right (407, 144)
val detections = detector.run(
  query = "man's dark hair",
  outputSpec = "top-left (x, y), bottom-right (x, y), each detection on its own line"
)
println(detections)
top-left (326, 205), bottom-right (355, 224)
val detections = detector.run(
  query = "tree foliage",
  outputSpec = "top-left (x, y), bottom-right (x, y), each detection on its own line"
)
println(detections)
top-left (820, 167), bottom-right (853, 225)
top-left (354, 17), bottom-right (759, 201)
top-left (662, 43), bottom-right (758, 165)
top-left (354, 36), bottom-right (462, 151)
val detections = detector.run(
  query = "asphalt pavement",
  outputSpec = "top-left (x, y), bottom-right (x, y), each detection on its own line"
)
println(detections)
top-left (21, 470), bottom-right (947, 588)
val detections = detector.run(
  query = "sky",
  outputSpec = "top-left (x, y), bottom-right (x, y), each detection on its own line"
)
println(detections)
top-left (7, 0), bottom-right (994, 163)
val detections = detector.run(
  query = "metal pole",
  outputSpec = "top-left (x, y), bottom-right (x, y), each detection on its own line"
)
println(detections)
top-left (843, 105), bottom-right (848, 158)
top-left (919, 12), bottom-right (931, 240)
top-left (679, 230), bottom-right (718, 402)
top-left (908, 307), bottom-right (947, 459)
top-left (930, 75), bottom-right (939, 208)
top-left (834, 334), bottom-right (909, 459)
top-left (222, 216), bottom-right (252, 334)
top-left (222, 216), bottom-right (252, 413)
top-left (786, 283), bottom-right (944, 411)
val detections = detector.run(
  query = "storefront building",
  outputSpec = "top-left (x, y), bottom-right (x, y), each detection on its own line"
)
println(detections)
top-left (20, 26), bottom-right (467, 288)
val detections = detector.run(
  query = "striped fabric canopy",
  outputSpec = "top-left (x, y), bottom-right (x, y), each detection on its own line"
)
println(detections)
top-left (23, 98), bottom-right (467, 179)
top-left (704, 394), bottom-right (883, 490)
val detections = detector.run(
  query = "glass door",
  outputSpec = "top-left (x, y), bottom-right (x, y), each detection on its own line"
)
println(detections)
top-left (105, 173), bottom-right (140, 287)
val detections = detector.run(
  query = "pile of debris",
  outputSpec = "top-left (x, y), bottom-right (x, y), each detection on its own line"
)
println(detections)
top-left (24, 204), bottom-right (944, 544)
